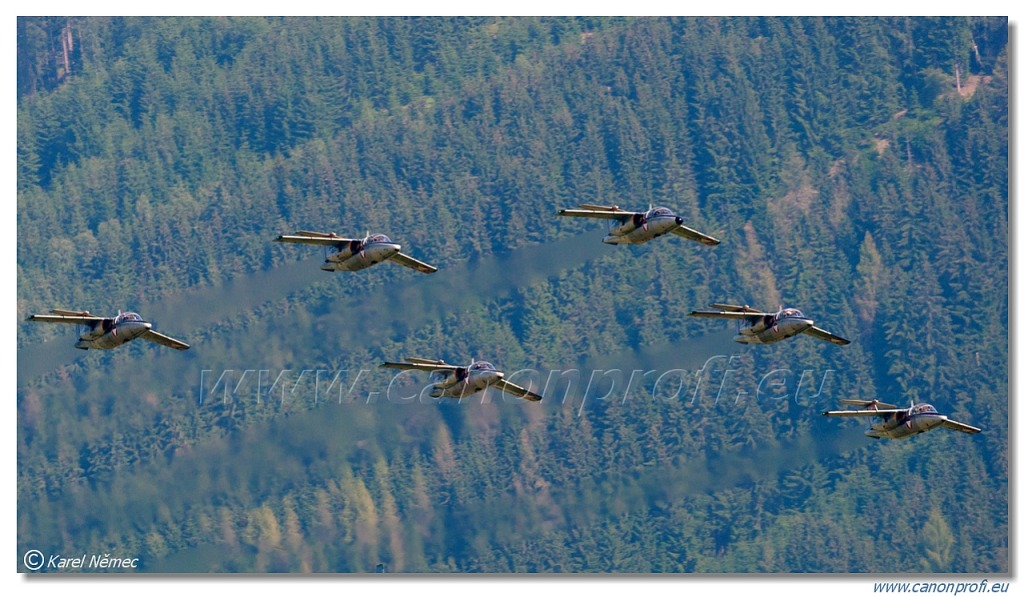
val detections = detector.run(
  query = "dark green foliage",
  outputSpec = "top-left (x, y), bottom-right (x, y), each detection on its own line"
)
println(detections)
top-left (17, 16), bottom-right (1007, 573)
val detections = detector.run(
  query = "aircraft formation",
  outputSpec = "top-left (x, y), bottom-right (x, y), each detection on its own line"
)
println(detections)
top-left (25, 202), bottom-right (980, 438)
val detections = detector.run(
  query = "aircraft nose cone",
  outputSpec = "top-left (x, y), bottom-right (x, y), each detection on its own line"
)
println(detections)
top-left (144, 322), bottom-right (153, 330)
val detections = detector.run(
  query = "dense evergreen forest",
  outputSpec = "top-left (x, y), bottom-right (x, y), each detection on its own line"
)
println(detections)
top-left (17, 17), bottom-right (1008, 573)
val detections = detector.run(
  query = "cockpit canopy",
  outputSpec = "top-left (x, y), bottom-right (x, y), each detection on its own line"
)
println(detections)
top-left (648, 207), bottom-right (674, 218)
top-left (115, 312), bottom-right (144, 323)
top-left (910, 403), bottom-right (938, 415)
top-left (780, 308), bottom-right (805, 319)
top-left (366, 234), bottom-right (392, 244)
top-left (469, 361), bottom-right (495, 371)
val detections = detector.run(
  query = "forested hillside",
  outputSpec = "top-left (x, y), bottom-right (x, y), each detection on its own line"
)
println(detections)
top-left (17, 17), bottom-right (1008, 573)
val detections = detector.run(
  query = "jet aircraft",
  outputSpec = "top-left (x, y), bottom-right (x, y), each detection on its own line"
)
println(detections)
top-left (557, 204), bottom-right (721, 246)
top-left (274, 231), bottom-right (437, 273)
top-left (821, 399), bottom-right (981, 439)
top-left (380, 357), bottom-right (543, 401)
top-left (688, 303), bottom-right (851, 345)
top-left (26, 309), bottom-right (190, 351)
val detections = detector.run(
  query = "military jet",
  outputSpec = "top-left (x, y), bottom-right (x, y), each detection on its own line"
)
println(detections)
top-left (822, 399), bottom-right (981, 439)
top-left (557, 204), bottom-right (721, 246)
top-left (274, 231), bottom-right (437, 273)
top-left (26, 309), bottom-right (190, 351)
top-left (688, 303), bottom-right (851, 345)
top-left (380, 357), bottom-right (543, 401)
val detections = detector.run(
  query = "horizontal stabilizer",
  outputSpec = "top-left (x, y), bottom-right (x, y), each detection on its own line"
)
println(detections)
top-left (274, 232), bottom-right (353, 246)
top-left (28, 312), bottom-right (106, 325)
top-left (296, 230), bottom-right (341, 238)
top-left (688, 309), bottom-right (767, 320)
top-left (50, 308), bottom-right (95, 317)
top-left (821, 408), bottom-right (904, 418)
top-left (576, 204), bottom-right (624, 211)
top-left (840, 398), bottom-right (897, 410)
top-left (381, 359), bottom-right (460, 372)
top-left (557, 206), bottom-right (634, 220)
top-left (708, 303), bottom-right (759, 313)
top-left (406, 357), bottom-right (449, 366)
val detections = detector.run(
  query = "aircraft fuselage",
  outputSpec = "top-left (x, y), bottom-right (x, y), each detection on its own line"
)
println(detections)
top-left (734, 313), bottom-right (814, 344)
top-left (75, 318), bottom-right (152, 350)
top-left (603, 209), bottom-right (684, 245)
top-left (865, 410), bottom-right (949, 439)
top-left (429, 367), bottom-right (504, 399)
top-left (321, 239), bottom-right (401, 272)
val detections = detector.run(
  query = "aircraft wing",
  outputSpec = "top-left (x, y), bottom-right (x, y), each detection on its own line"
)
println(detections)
top-left (492, 378), bottom-right (543, 402)
top-left (941, 419), bottom-right (982, 434)
top-left (671, 225), bottom-right (721, 246)
top-left (27, 311), bottom-right (106, 325)
top-left (557, 205), bottom-right (635, 220)
top-left (274, 231), bottom-right (355, 246)
top-left (380, 360), bottom-right (460, 372)
top-left (389, 251), bottom-right (438, 274)
top-left (803, 325), bottom-right (852, 346)
top-left (140, 329), bottom-right (191, 351)
top-left (821, 408), bottom-right (905, 418)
